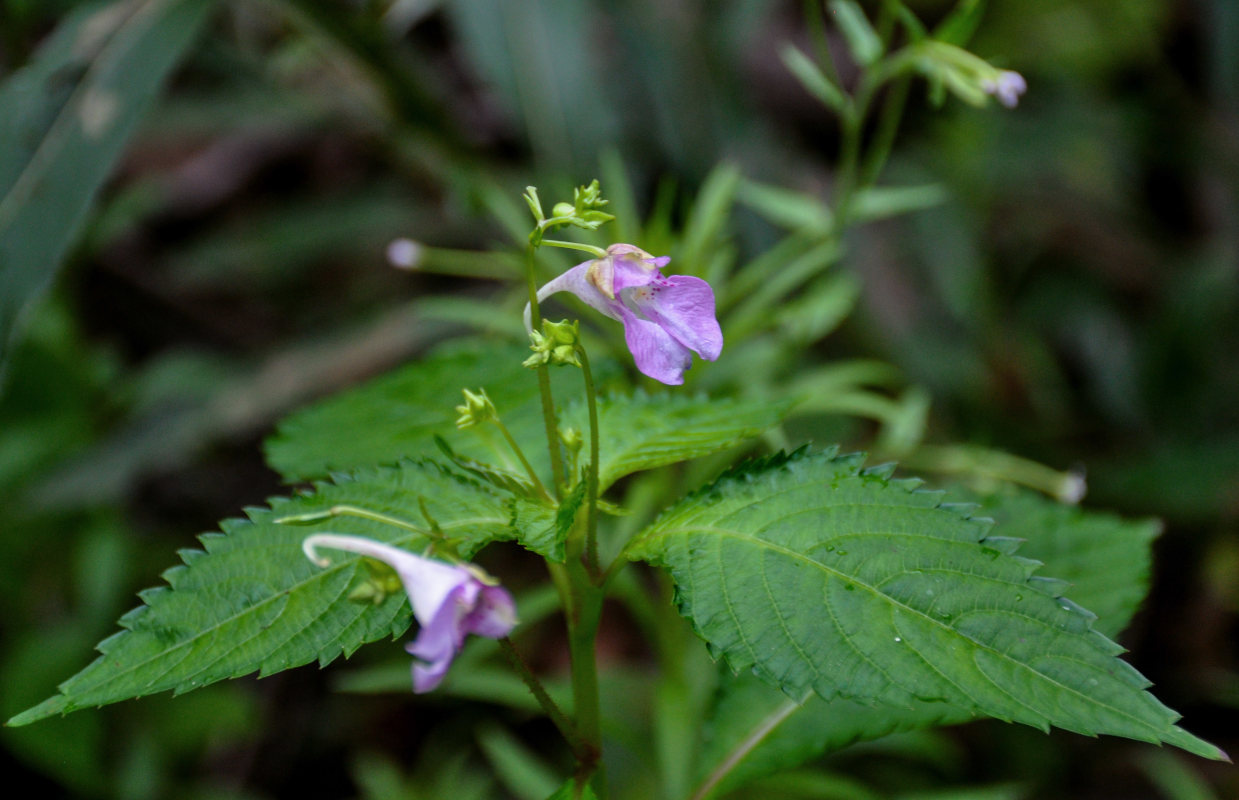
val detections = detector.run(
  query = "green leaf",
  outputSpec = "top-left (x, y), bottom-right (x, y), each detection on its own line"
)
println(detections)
top-left (545, 779), bottom-right (598, 800)
top-left (779, 45), bottom-right (848, 114)
top-left (829, 0), bottom-right (883, 67)
top-left (630, 448), bottom-right (1225, 760)
top-left (0, 0), bottom-right (217, 376)
top-left (692, 485), bottom-right (1172, 795)
top-left (934, 0), bottom-right (988, 46)
top-left (564, 393), bottom-right (794, 492)
top-left (7, 459), bottom-right (510, 726)
top-left (265, 340), bottom-right (589, 483)
top-left (695, 672), bottom-right (974, 798)
top-left (967, 489), bottom-right (1160, 639)
top-left (508, 480), bottom-right (586, 562)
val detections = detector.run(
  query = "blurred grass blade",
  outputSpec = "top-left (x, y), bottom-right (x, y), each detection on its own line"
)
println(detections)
top-left (0, 0), bottom-right (217, 381)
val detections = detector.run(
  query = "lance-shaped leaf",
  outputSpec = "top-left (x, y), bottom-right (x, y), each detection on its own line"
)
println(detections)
top-left (628, 448), bottom-right (1225, 761)
top-left (8, 459), bottom-right (510, 727)
top-left (0, 0), bottom-right (216, 377)
top-left (691, 486), bottom-right (1171, 795)
top-left (562, 392), bottom-right (794, 492)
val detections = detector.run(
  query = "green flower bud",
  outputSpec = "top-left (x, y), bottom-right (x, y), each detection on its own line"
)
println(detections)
top-left (559, 426), bottom-right (584, 453)
top-left (523, 319), bottom-right (582, 368)
top-left (455, 388), bottom-right (497, 428)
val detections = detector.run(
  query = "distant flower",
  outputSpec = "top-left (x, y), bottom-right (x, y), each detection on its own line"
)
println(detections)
top-left (303, 534), bottom-right (517, 693)
top-left (526, 244), bottom-right (723, 385)
top-left (981, 70), bottom-right (1027, 108)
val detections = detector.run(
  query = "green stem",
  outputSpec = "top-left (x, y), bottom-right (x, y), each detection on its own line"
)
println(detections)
top-left (492, 417), bottom-right (553, 501)
top-left (541, 238), bottom-right (608, 258)
top-left (859, 72), bottom-right (911, 187)
top-left (577, 344), bottom-right (602, 578)
top-left (566, 572), bottom-right (605, 796)
top-left (525, 244), bottom-right (567, 496)
top-left (497, 638), bottom-right (586, 757)
top-left (273, 505), bottom-right (429, 536)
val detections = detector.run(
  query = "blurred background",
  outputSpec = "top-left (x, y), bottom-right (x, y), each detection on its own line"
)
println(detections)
top-left (1, 0), bottom-right (1236, 797)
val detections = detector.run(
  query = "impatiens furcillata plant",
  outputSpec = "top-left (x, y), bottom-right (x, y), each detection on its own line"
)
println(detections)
top-left (7, 6), bottom-right (1229, 800)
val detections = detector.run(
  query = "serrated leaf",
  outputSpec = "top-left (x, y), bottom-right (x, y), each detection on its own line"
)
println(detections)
top-left (0, 0), bottom-right (217, 376)
top-left (508, 480), bottom-right (586, 562)
top-left (968, 489), bottom-right (1160, 639)
top-left (7, 459), bottom-right (511, 727)
top-left (435, 435), bottom-right (538, 498)
top-left (630, 448), bottom-right (1225, 761)
top-left (265, 340), bottom-right (593, 483)
top-left (563, 393), bottom-right (794, 492)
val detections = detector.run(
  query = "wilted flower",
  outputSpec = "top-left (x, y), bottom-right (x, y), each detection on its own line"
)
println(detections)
top-left (980, 70), bottom-right (1027, 108)
top-left (303, 534), bottom-right (517, 693)
top-left (526, 244), bottom-right (723, 385)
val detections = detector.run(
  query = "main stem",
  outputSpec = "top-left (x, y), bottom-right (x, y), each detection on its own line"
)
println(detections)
top-left (525, 244), bottom-right (567, 495)
top-left (566, 569), bottom-right (605, 796)
top-left (578, 344), bottom-right (602, 578)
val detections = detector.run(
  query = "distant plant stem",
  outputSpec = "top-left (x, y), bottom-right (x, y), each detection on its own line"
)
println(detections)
top-left (525, 244), bottom-right (567, 496)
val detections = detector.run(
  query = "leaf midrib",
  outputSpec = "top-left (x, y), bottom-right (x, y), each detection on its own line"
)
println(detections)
top-left (64, 514), bottom-right (507, 699)
top-left (654, 523), bottom-right (1158, 732)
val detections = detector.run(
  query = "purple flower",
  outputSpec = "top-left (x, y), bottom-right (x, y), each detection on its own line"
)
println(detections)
top-left (527, 244), bottom-right (723, 385)
top-left (981, 70), bottom-right (1027, 108)
top-left (303, 534), bottom-right (517, 692)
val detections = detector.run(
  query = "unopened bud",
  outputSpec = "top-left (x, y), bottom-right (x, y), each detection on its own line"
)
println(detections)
top-left (455, 388), bottom-right (497, 428)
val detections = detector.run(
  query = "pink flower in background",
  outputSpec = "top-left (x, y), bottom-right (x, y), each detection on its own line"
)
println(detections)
top-left (303, 534), bottom-right (516, 692)
top-left (528, 244), bottom-right (723, 385)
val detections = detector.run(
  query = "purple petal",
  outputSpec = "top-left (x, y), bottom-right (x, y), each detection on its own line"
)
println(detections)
top-left (616, 305), bottom-right (693, 385)
top-left (529, 261), bottom-right (618, 326)
top-left (628, 275), bottom-right (723, 361)
top-left (463, 584), bottom-right (518, 638)
top-left (406, 581), bottom-right (477, 693)
top-left (610, 254), bottom-right (661, 293)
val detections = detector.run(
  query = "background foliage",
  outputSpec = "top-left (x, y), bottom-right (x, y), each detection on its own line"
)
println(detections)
top-left (1, 0), bottom-right (1236, 798)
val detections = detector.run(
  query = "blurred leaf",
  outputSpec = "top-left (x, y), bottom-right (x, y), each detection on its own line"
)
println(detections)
top-left (933, 0), bottom-right (989, 46)
top-left (0, 0), bottom-right (216, 378)
top-left (738, 180), bottom-right (833, 234)
top-left (829, 0), bottom-right (883, 67)
top-left (678, 162), bottom-right (741, 278)
top-left (851, 184), bottom-right (949, 222)
top-left (1138, 750), bottom-right (1220, 800)
top-left (8, 459), bottom-right (511, 726)
top-left (631, 448), bottom-right (1226, 762)
top-left (545, 778), bottom-right (598, 800)
top-left (694, 671), bottom-right (975, 798)
top-left (476, 722), bottom-right (562, 800)
top-left (780, 44), bottom-right (848, 114)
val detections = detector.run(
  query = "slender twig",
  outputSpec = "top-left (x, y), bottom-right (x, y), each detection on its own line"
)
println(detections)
top-left (492, 416), bottom-right (553, 501)
top-left (498, 638), bottom-right (589, 758)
